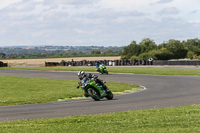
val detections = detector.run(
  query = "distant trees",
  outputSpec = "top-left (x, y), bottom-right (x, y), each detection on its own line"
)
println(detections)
top-left (91, 50), bottom-right (101, 54)
top-left (0, 46), bottom-right (123, 59)
top-left (0, 53), bottom-right (6, 59)
top-left (187, 51), bottom-right (196, 60)
top-left (121, 38), bottom-right (200, 60)
top-left (162, 39), bottom-right (187, 59)
top-left (1, 38), bottom-right (200, 60)
top-left (121, 41), bottom-right (141, 59)
top-left (185, 38), bottom-right (200, 55)
top-left (121, 38), bottom-right (157, 59)
top-left (140, 38), bottom-right (157, 54)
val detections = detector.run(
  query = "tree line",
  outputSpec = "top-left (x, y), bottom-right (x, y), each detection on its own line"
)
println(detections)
top-left (0, 38), bottom-right (200, 60)
top-left (121, 38), bottom-right (200, 60)
top-left (0, 48), bottom-right (122, 59)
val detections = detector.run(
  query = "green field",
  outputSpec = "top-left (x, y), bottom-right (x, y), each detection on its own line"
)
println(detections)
top-left (1, 66), bottom-right (200, 75)
top-left (0, 105), bottom-right (200, 133)
top-left (0, 67), bottom-right (200, 132)
top-left (0, 75), bottom-right (139, 106)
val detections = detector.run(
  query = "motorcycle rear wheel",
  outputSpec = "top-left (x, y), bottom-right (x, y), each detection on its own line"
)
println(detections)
top-left (105, 92), bottom-right (113, 100)
top-left (105, 70), bottom-right (108, 74)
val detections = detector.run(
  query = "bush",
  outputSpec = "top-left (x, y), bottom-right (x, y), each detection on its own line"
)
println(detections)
top-left (60, 60), bottom-right (66, 66)
top-left (130, 55), bottom-right (138, 60)
top-left (121, 55), bottom-right (129, 59)
top-left (197, 56), bottom-right (200, 60)
top-left (151, 48), bottom-right (173, 60)
top-left (187, 51), bottom-right (196, 60)
top-left (138, 53), bottom-right (152, 59)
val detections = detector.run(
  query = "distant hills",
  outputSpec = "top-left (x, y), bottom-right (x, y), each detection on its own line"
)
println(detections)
top-left (0, 46), bottom-right (123, 59)
top-left (0, 45), bottom-right (123, 54)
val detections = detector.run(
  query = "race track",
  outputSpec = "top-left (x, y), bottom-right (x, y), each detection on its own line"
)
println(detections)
top-left (0, 69), bottom-right (200, 121)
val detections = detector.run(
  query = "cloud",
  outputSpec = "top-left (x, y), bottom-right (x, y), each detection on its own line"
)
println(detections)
top-left (33, 0), bottom-right (45, 2)
top-left (43, 0), bottom-right (98, 6)
top-left (0, 0), bottom-right (200, 46)
top-left (156, 0), bottom-right (173, 4)
top-left (98, 0), bottom-right (158, 12)
top-left (188, 20), bottom-right (200, 24)
top-left (0, 0), bottom-right (22, 9)
top-left (189, 10), bottom-right (199, 14)
top-left (77, 9), bottom-right (146, 20)
top-left (158, 7), bottom-right (179, 15)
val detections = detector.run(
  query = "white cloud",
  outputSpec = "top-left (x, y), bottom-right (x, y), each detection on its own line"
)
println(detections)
top-left (0, 0), bottom-right (22, 9)
top-left (33, 0), bottom-right (45, 2)
top-left (98, 0), bottom-right (158, 11)
top-left (158, 7), bottom-right (179, 15)
top-left (74, 29), bottom-right (86, 33)
top-left (155, 0), bottom-right (173, 4)
top-left (189, 20), bottom-right (200, 23)
top-left (0, 0), bottom-right (200, 46)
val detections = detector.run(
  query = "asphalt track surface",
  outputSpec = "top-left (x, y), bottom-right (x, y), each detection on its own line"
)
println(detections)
top-left (0, 69), bottom-right (200, 121)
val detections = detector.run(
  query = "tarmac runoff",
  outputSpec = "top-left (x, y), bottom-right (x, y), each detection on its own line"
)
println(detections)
top-left (57, 86), bottom-right (146, 101)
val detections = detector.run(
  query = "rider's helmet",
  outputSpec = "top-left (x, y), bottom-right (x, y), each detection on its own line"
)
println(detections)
top-left (78, 71), bottom-right (86, 80)
top-left (96, 61), bottom-right (101, 65)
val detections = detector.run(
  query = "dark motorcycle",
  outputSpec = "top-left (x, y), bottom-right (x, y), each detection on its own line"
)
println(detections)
top-left (77, 77), bottom-right (113, 101)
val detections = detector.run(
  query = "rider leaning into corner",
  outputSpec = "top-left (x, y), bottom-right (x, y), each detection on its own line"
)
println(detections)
top-left (77, 71), bottom-right (110, 97)
top-left (96, 61), bottom-right (104, 73)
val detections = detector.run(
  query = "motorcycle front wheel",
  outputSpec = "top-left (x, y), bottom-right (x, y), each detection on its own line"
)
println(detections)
top-left (88, 88), bottom-right (100, 101)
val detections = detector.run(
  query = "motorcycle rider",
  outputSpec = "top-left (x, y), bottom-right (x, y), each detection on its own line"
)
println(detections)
top-left (77, 71), bottom-right (110, 97)
top-left (96, 61), bottom-right (104, 73)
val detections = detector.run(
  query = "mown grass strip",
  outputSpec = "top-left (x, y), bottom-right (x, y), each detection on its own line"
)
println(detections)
top-left (1, 66), bottom-right (200, 75)
top-left (0, 105), bottom-right (200, 133)
top-left (0, 75), bottom-right (139, 106)
top-left (58, 88), bottom-right (139, 101)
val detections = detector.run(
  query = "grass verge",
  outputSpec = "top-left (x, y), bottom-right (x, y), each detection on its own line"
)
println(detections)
top-left (1, 66), bottom-right (200, 75)
top-left (0, 75), bottom-right (140, 106)
top-left (0, 105), bottom-right (200, 133)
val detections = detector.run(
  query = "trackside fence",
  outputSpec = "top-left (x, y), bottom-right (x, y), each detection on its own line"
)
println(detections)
top-left (0, 61), bottom-right (8, 67)
top-left (45, 59), bottom-right (200, 66)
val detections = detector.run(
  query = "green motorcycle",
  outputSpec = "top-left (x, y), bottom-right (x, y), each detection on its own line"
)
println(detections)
top-left (77, 77), bottom-right (113, 101)
top-left (97, 64), bottom-right (108, 74)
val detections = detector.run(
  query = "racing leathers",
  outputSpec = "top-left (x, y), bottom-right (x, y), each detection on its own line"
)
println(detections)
top-left (96, 62), bottom-right (104, 73)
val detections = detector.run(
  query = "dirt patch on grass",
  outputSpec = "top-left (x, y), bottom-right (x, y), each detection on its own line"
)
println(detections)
top-left (2, 56), bottom-right (121, 67)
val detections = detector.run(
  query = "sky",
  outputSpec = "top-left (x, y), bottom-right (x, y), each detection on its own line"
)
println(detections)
top-left (0, 0), bottom-right (200, 47)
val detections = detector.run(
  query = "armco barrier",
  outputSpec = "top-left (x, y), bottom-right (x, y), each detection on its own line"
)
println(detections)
top-left (168, 60), bottom-right (200, 65)
top-left (153, 60), bottom-right (200, 65)
top-left (44, 59), bottom-right (200, 66)
top-left (153, 60), bottom-right (169, 65)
